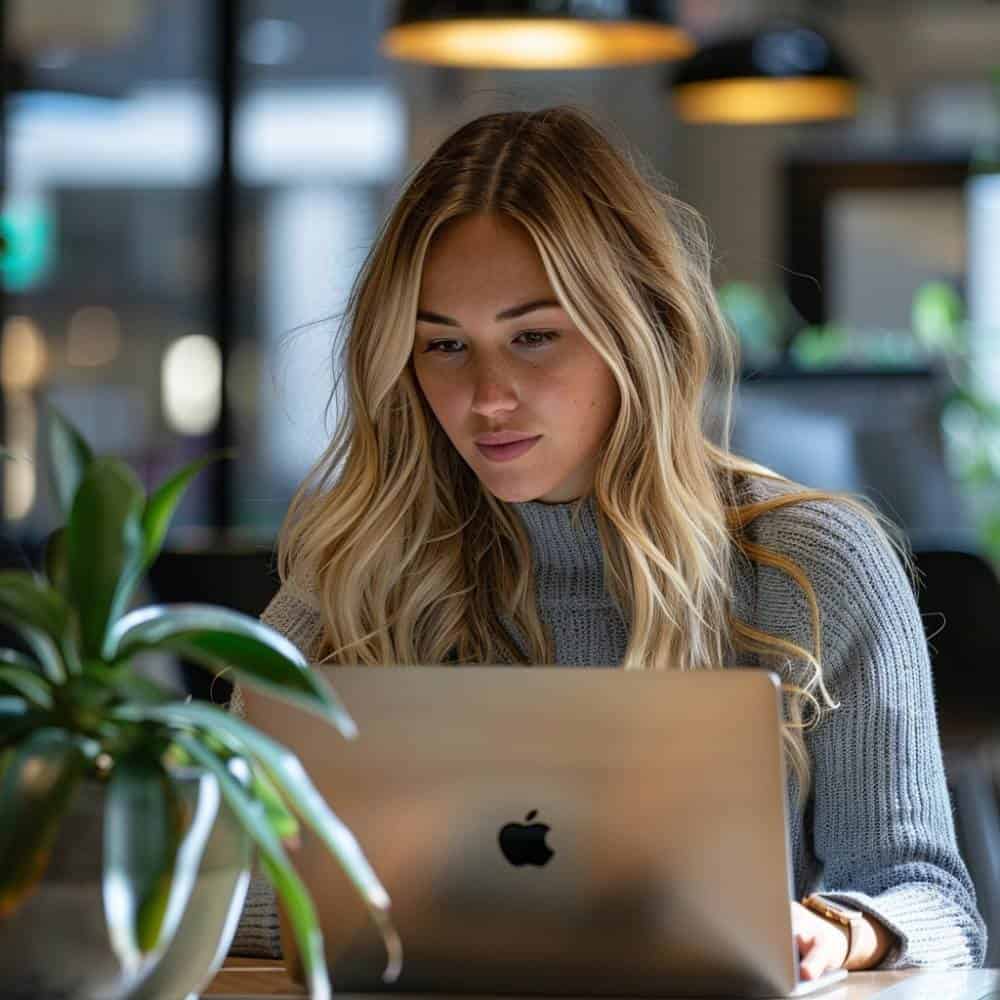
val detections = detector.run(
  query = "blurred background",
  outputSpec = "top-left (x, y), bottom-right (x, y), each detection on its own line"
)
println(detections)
top-left (0, 0), bottom-right (999, 606)
top-left (1, 0), bottom-right (998, 959)
top-left (1, 0), bottom-right (999, 557)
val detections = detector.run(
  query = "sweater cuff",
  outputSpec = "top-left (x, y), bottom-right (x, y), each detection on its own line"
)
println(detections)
top-left (818, 886), bottom-right (984, 969)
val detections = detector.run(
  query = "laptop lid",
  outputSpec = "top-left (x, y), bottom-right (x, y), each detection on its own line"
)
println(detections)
top-left (242, 666), bottom-right (839, 998)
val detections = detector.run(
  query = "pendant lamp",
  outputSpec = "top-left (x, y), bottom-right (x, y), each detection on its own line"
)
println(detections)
top-left (382, 0), bottom-right (694, 70)
top-left (670, 20), bottom-right (860, 124)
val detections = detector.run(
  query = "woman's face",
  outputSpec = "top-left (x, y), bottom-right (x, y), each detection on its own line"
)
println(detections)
top-left (411, 213), bottom-right (620, 504)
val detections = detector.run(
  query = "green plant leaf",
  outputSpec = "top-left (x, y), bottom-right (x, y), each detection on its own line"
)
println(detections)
top-left (0, 570), bottom-right (71, 640)
top-left (0, 663), bottom-right (53, 709)
top-left (67, 457), bottom-right (146, 660)
top-left (0, 696), bottom-right (47, 748)
top-left (114, 700), bottom-right (401, 983)
top-left (47, 406), bottom-right (94, 521)
top-left (44, 527), bottom-right (69, 596)
top-left (107, 604), bottom-right (356, 736)
top-left (0, 571), bottom-right (72, 682)
top-left (103, 752), bottom-right (186, 970)
top-left (63, 673), bottom-right (118, 713)
top-left (0, 626), bottom-right (63, 685)
top-left (139, 450), bottom-right (236, 578)
top-left (0, 695), bottom-right (32, 737)
top-left (83, 663), bottom-right (174, 706)
top-left (250, 761), bottom-right (300, 845)
top-left (171, 731), bottom-right (334, 1000)
top-left (142, 766), bottom-right (226, 975)
top-left (0, 647), bottom-right (47, 673)
top-left (0, 727), bottom-right (96, 918)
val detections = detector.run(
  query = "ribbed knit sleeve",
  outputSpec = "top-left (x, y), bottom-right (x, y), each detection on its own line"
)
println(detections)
top-left (748, 486), bottom-right (988, 968)
top-left (226, 576), bottom-right (324, 960)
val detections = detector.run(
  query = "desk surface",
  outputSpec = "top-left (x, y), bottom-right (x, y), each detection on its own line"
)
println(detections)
top-left (205, 959), bottom-right (305, 997)
top-left (203, 959), bottom-right (1000, 999)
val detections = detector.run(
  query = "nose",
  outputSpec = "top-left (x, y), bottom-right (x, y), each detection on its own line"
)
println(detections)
top-left (469, 359), bottom-right (519, 418)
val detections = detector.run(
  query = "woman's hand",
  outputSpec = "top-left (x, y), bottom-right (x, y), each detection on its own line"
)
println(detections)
top-left (791, 900), bottom-right (850, 981)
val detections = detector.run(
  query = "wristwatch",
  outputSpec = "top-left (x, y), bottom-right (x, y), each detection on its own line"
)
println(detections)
top-left (800, 893), bottom-right (866, 968)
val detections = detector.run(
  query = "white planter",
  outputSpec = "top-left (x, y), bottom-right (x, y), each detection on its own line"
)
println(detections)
top-left (0, 767), bottom-right (252, 1000)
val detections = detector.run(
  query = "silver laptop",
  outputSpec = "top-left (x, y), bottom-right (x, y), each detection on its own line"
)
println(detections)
top-left (242, 666), bottom-right (848, 998)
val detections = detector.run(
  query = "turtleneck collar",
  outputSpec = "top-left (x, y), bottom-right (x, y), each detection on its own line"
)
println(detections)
top-left (508, 492), bottom-right (608, 607)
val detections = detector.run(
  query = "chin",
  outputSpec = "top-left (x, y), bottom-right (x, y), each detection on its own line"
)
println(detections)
top-left (482, 478), bottom-right (551, 503)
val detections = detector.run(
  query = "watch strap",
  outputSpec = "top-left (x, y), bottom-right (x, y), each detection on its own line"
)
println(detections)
top-left (800, 893), bottom-right (867, 968)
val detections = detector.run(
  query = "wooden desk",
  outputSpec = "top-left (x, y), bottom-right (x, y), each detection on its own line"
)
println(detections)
top-left (205, 958), bottom-right (306, 997)
top-left (204, 959), bottom-right (999, 998)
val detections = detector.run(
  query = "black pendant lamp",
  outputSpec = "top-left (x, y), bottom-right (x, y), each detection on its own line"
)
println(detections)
top-left (670, 20), bottom-right (860, 124)
top-left (382, 1), bottom-right (694, 70)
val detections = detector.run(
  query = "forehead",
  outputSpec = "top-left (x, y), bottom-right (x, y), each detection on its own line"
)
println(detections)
top-left (419, 214), bottom-right (552, 304)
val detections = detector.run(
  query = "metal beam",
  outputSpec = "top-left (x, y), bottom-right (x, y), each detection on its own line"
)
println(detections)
top-left (210, 0), bottom-right (239, 535)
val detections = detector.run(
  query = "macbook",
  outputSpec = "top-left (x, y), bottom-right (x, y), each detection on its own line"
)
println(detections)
top-left (243, 666), bottom-right (849, 998)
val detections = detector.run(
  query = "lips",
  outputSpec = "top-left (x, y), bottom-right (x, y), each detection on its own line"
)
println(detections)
top-left (475, 435), bottom-right (542, 463)
top-left (475, 432), bottom-right (539, 445)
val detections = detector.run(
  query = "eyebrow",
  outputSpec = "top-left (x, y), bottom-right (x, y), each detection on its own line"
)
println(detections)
top-left (415, 298), bottom-right (563, 327)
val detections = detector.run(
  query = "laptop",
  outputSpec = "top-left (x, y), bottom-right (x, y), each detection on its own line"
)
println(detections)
top-left (242, 666), bottom-right (848, 998)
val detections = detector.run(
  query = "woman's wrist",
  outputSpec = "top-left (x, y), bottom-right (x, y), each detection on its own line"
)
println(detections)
top-left (815, 909), bottom-right (893, 971)
top-left (846, 912), bottom-right (895, 971)
top-left (802, 895), bottom-right (896, 971)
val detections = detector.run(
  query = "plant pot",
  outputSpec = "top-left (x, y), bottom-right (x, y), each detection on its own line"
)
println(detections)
top-left (0, 765), bottom-right (253, 1000)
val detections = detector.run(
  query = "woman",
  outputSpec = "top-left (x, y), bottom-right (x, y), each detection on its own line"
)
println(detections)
top-left (229, 106), bottom-right (987, 976)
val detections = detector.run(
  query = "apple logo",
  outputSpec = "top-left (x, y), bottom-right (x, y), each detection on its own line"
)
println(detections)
top-left (498, 810), bottom-right (555, 866)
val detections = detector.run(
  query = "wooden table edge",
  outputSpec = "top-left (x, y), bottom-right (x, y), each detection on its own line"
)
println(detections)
top-left (203, 959), bottom-right (999, 998)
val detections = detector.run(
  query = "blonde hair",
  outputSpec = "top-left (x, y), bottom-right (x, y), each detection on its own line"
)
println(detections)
top-left (275, 106), bottom-right (909, 808)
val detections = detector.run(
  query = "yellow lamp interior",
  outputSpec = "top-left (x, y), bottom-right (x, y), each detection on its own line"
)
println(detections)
top-left (673, 77), bottom-right (857, 124)
top-left (382, 18), bottom-right (693, 69)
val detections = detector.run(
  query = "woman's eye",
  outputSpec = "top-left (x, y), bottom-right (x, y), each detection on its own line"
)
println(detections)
top-left (424, 339), bottom-right (463, 353)
top-left (422, 331), bottom-right (558, 354)
top-left (516, 330), bottom-right (558, 347)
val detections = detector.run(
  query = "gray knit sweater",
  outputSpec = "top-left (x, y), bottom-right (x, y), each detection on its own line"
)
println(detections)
top-left (227, 476), bottom-right (987, 968)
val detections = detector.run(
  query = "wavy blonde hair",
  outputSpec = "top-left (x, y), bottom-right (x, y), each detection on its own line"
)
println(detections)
top-left (274, 106), bottom-right (908, 808)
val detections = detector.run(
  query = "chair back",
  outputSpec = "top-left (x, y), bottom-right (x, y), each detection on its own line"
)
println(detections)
top-left (913, 548), bottom-right (1000, 966)
top-left (146, 547), bottom-right (282, 704)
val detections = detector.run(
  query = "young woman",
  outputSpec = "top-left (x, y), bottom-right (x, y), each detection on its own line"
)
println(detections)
top-left (229, 106), bottom-right (987, 976)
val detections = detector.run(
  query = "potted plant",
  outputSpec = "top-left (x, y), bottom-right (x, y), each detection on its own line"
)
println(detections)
top-left (0, 408), bottom-right (401, 1000)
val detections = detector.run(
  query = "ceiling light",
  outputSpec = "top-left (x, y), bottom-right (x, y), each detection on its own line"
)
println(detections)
top-left (383, 1), bottom-right (694, 70)
top-left (670, 20), bottom-right (860, 124)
